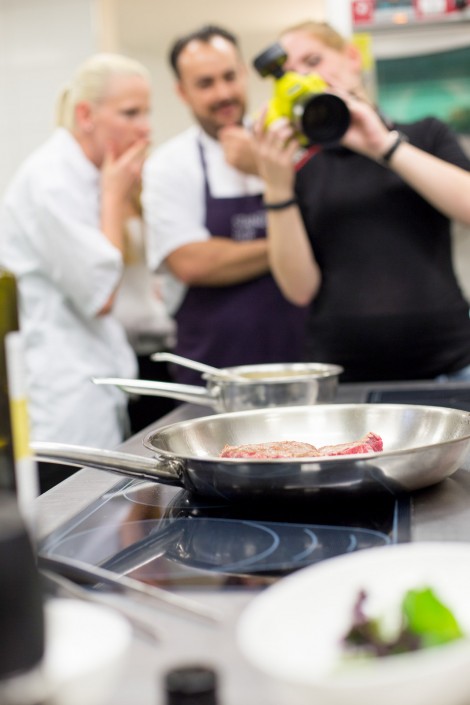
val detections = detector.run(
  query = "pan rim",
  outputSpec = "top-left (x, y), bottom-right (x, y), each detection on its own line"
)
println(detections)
top-left (143, 403), bottom-right (470, 463)
top-left (202, 361), bottom-right (344, 383)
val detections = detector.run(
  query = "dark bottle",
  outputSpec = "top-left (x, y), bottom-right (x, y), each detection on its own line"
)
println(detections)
top-left (164, 665), bottom-right (219, 705)
top-left (0, 492), bottom-right (47, 704)
top-left (0, 268), bottom-right (19, 493)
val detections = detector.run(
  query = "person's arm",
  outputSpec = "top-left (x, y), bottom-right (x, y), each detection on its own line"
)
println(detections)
top-left (99, 139), bottom-right (148, 313)
top-left (253, 118), bottom-right (322, 306)
top-left (339, 97), bottom-right (470, 225)
top-left (35, 191), bottom-right (124, 319)
top-left (165, 237), bottom-right (269, 286)
top-left (143, 137), bottom-right (270, 288)
top-left (100, 138), bottom-right (148, 253)
top-left (380, 141), bottom-right (470, 225)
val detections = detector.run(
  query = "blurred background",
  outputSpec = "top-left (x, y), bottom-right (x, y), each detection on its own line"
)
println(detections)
top-left (1, 0), bottom-right (469, 290)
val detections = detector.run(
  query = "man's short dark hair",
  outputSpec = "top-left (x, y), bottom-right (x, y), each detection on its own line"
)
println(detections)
top-left (169, 25), bottom-right (240, 77)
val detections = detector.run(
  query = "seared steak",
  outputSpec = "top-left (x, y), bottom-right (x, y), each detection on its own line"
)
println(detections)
top-left (220, 440), bottom-right (320, 459)
top-left (317, 432), bottom-right (383, 456)
top-left (220, 432), bottom-right (383, 459)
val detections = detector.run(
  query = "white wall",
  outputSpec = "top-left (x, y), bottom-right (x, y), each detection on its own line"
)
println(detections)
top-left (2, 0), bottom-right (470, 300)
top-left (0, 0), bottom-right (97, 196)
top-left (0, 0), bottom-right (326, 194)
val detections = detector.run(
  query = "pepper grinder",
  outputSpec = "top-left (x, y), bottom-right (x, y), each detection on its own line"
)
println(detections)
top-left (0, 492), bottom-right (47, 704)
top-left (164, 665), bottom-right (219, 705)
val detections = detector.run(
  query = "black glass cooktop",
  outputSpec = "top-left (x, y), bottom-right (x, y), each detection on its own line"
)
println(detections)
top-left (39, 479), bottom-right (411, 592)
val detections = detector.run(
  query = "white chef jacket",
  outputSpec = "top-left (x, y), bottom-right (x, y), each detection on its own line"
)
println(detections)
top-left (0, 128), bottom-right (137, 447)
top-left (142, 125), bottom-right (265, 314)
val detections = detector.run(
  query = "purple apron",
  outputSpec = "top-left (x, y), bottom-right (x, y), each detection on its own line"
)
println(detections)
top-left (173, 142), bottom-right (308, 385)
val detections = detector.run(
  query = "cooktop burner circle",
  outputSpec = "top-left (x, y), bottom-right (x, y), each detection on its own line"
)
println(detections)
top-left (43, 516), bottom-right (392, 578)
top-left (39, 479), bottom-right (410, 591)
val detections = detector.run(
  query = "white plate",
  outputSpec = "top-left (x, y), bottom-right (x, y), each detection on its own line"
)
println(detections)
top-left (44, 598), bottom-right (132, 705)
top-left (237, 542), bottom-right (470, 705)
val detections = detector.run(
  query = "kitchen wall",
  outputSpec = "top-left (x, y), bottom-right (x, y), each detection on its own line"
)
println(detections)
top-left (0, 0), bottom-right (328, 195)
top-left (0, 0), bottom-right (97, 196)
top-left (103, 0), bottom-right (335, 149)
top-left (1, 0), bottom-right (470, 298)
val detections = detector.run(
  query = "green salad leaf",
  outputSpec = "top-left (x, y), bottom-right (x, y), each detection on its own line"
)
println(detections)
top-left (402, 587), bottom-right (464, 648)
top-left (342, 586), bottom-right (464, 658)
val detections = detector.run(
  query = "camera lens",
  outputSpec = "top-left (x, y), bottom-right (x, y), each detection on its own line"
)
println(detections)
top-left (295, 93), bottom-right (350, 144)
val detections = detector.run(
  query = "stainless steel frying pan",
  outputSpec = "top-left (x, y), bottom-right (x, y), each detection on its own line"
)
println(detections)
top-left (32, 404), bottom-right (470, 499)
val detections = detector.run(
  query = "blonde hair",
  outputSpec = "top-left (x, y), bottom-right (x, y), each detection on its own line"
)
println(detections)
top-left (56, 53), bottom-right (150, 131)
top-left (280, 20), bottom-right (348, 52)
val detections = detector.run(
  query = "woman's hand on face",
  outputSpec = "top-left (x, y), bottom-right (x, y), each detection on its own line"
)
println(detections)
top-left (101, 138), bottom-right (149, 202)
top-left (253, 114), bottom-right (300, 201)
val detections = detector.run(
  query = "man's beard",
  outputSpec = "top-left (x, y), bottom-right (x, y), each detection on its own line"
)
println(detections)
top-left (195, 99), bottom-right (245, 138)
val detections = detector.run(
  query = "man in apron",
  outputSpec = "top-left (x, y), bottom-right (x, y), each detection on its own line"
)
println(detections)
top-left (143, 25), bottom-right (308, 385)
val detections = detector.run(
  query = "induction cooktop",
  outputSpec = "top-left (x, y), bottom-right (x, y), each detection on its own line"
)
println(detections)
top-left (39, 478), bottom-right (411, 592)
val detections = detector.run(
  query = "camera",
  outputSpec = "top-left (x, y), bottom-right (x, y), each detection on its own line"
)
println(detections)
top-left (253, 43), bottom-right (350, 145)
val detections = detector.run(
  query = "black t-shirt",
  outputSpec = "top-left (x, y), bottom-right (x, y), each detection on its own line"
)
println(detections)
top-left (295, 117), bottom-right (470, 382)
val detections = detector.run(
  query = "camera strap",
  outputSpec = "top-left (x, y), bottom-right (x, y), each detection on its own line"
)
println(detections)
top-left (295, 144), bottom-right (322, 171)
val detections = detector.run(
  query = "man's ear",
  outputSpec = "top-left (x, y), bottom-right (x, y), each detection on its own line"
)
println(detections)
top-left (175, 81), bottom-right (188, 105)
top-left (75, 101), bottom-right (94, 133)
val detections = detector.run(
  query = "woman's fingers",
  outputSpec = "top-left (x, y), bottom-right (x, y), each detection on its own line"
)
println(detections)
top-left (102, 138), bottom-right (149, 195)
top-left (119, 138), bottom-right (149, 172)
top-left (253, 105), bottom-right (269, 139)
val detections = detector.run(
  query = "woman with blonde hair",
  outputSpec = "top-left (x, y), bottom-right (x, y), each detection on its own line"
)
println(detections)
top-left (254, 21), bottom-right (470, 384)
top-left (0, 52), bottom-right (151, 489)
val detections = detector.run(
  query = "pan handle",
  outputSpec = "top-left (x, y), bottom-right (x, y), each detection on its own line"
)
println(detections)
top-left (92, 377), bottom-right (217, 408)
top-left (31, 442), bottom-right (183, 487)
top-left (151, 351), bottom-right (245, 381)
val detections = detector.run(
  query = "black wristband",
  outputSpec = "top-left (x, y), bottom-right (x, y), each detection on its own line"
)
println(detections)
top-left (263, 198), bottom-right (297, 211)
top-left (380, 130), bottom-right (409, 165)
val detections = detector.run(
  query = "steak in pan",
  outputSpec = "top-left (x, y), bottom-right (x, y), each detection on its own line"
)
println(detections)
top-left (220, 432), bottom-right (383, 459)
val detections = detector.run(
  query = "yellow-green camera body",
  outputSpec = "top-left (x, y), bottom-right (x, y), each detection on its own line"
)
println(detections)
top-left (264, 72), bottom-right (330, 145)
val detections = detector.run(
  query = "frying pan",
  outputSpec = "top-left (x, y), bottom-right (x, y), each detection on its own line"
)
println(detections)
top-left (92, 361), bottom-right (344, 412)
top-left (32, 404), bottom-right (470, 500)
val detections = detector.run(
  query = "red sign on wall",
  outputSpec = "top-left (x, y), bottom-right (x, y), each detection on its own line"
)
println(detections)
top-left (352, 0), bottom-right (375, 24)
top-left (352, 0), bottom-right (467, 26)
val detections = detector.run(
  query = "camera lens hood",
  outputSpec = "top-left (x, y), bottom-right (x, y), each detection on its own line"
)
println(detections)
top-left (295, 93), bottom-right (350, 144)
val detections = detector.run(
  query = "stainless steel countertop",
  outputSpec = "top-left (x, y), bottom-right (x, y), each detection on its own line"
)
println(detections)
top-left (34, 381), bottom-right (470, 705)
